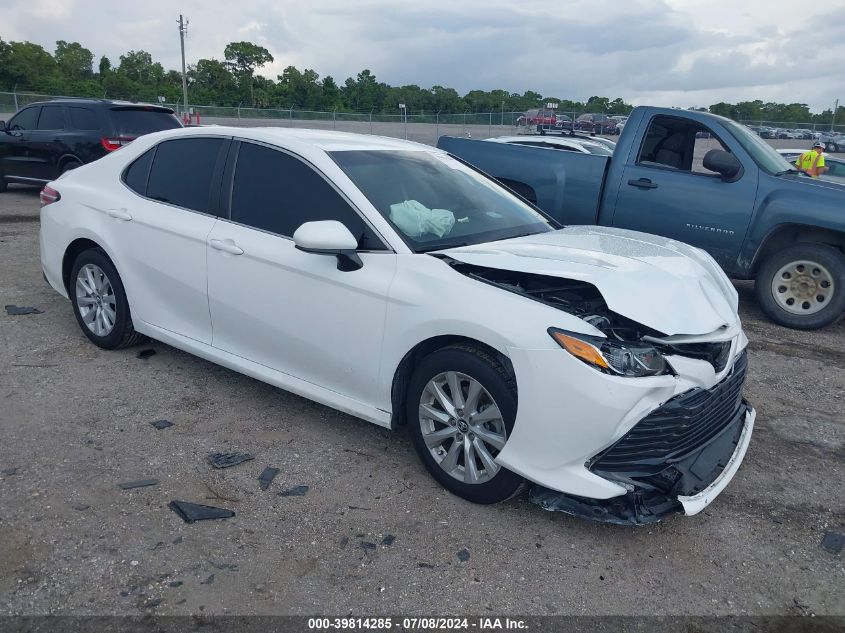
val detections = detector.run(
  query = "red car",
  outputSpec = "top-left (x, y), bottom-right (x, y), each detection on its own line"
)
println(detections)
top-left (516, 109), bottom-right (557, 126)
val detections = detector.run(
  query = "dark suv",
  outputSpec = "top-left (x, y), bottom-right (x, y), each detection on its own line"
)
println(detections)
top-left (574, 113), bottom-right (619, 135)
top-left (0, 99), bottom-right (181, 191)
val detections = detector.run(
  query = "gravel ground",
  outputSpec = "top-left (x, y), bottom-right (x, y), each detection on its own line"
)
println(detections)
top-left (0, 185), bottom-right (843, 618)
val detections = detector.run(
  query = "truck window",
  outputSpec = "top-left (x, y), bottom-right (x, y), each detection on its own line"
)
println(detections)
top-left (638, 115), bottom-right (732, 176)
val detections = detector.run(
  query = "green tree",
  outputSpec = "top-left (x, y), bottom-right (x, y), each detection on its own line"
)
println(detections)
top-left (223, 41), bottom-right (274, 106)
top-left (0, 40), bottom-right (57, 90)
top-left (55, 41), bottom-right (93, 80)
top-left (98, 56), bottom-right (111, 76)
top-left (117, 50), bottom-right (164, 84)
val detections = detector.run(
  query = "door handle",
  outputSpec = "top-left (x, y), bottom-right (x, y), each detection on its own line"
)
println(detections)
top-left (628, 178), bottom-right (658, 189)
top-left (107, 209), bottom-right (132, 221)
top-left (210, 238), bottom-right (244, 256)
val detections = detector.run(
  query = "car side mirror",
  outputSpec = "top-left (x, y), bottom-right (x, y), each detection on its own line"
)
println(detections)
top-left (703, 149), bottom-right (742, 180)
top-left (293, 220), bottom-right (363, 271)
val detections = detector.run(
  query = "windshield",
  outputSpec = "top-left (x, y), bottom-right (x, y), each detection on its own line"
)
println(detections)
top-left (580, 143), bottom-right (613, 156)
top-left (722, 119), bottom-right (794, 174)
top-left (330, 150), bottom-right (554, 252)
top-left (109, 108), bottom-right (182, 136)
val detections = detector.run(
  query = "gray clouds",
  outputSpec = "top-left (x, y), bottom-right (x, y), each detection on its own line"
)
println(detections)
top-left (1, 0), bottom-right (842, 110)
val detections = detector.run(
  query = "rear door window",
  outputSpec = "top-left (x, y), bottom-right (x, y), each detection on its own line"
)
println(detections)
top-left (69, 107), bottom-right (100, 131)
top-left (229, 141), bottom-right (385, 250)
top-left (8, 107), bottom-right (40, 131)
top-left (37, 106), bottom-right (66, 130)
top-left (146, 138), bottom-right (224, 213)
top-left (109, 108), bottom-right (181, 136)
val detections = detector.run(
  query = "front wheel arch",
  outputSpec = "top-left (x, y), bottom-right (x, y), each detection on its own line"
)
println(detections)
top-left (390, 335), bottom-right (515, 430)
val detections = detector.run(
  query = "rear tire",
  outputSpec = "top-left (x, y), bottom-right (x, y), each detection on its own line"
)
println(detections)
top-left (755, 243), bottom-right (845, 330)
top-left (60, 159), bottom-right (82, 175)
top-left (69, 249), bottom-right (145, 349)
top-left (407, 344), bottom-right (524, 504)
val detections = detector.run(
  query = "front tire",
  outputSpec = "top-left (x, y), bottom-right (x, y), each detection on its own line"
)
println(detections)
top-left (407, 344), bottom-right (524, 504)
top-left (69, 249), bottom-right (145, 349)
top-left (755, 243), bottom-right (845, 330)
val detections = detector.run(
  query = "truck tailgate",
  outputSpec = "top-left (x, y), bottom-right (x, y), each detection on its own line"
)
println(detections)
top-left (437, 136), bottom-right (609, 225)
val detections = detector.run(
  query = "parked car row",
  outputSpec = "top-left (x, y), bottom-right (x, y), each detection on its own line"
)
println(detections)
top-left (0, 99), bottom-right (182, 190)
top-left (516, 111), bottom-right (624, 135)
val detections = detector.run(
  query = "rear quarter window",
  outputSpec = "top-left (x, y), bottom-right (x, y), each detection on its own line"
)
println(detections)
top-left (146, 138), bottom-right (224, 213)
top-left (122, 148), bottom-right (155, 195)
top-left (69, 107), bottom-right (100, 131)
top-left (109, 109), bottom-right (181, 136)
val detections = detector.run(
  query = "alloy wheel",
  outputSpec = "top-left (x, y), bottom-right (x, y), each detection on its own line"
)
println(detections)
top-left (75, 263), bottom-right (117, 336)
top-left (418, 371), bottom-right (508, 485)
top-left (771, 259), bottom-right (834, 315)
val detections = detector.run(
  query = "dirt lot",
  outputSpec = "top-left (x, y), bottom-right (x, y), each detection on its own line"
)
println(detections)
top-left (0, 184), bottom-right (843, 618)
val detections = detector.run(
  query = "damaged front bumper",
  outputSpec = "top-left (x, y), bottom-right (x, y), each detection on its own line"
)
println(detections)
top-left (530, 352), bottom-right (755, 525)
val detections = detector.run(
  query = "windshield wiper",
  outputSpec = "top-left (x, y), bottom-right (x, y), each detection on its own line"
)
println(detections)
top-left (417, 242), bottom-right (470, 253)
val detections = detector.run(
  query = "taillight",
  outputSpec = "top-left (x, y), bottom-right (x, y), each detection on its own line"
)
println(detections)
top-left (40, 185), bottom-right (61, 207)
top-left (101, 136), bottom-right (134, 151)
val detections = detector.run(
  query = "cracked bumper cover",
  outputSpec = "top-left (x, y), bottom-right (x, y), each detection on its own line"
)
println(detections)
top-left (529, 349), bottom-right (754, 525)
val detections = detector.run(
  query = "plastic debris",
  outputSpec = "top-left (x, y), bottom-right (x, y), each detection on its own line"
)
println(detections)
top-left (417, 562), bottom-right (435, 569)
top-left (118, 479), bottom-right (159, 490)
top-left (457, 548), bottom-right (471, 562)
top-left (278, 485), bottom-right (309, 497)
top-left (821, 531), bottom-right (844, 554)
top-left (168, 581), bottom-right (183, 587)
top-left (150, 419), bottom-right (173, 430)
top-left (1, 467), bottom-right (18, 476)
top-left (207, 452), bottom-right (254, 469)
top-left (5, 305), bottom-right (42, 315)
top-left (72, 504), bottom-right (90, 511)
top-left (136, 348), bottom-right (156, 359)
top-left (361, 541), bottom-right (377, 550)
top-left (258, 466), bottom-right (280, 491)
top-left (340, 537), bottom-right (349, 548)
top-left (382, 534), bottom-right (396, 546)
top-left (167, 500), bottom-right (235, 523)
top-left (200, 574), bottom-right (215, 585)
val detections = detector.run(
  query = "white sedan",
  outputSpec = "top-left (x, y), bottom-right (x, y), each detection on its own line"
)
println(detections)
top-left (39, 127), bottom-right (754, 524)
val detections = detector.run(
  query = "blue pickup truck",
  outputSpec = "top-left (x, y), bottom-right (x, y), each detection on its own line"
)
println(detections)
top-left (438, 106), bottom-right (845, 329)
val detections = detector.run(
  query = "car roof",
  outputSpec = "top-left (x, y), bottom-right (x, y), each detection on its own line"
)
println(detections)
top-left (137, 125), bottom-right (436, 153)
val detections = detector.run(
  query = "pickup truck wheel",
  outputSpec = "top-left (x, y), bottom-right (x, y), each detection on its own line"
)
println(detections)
top-left (756, 244), bottom-right (845, 330)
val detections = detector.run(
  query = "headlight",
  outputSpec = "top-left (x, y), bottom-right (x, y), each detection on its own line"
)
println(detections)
top-left (548, 328), bottom-right (670, 377)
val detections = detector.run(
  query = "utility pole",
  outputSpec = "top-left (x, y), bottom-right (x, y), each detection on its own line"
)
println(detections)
top-left (832, 99), bottom-right (839, 132)
top-left (178, 15), bottom-right (189, 113)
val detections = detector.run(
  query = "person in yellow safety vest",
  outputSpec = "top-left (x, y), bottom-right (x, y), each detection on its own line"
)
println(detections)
top-left (795, 142), bottom-right (829, 178)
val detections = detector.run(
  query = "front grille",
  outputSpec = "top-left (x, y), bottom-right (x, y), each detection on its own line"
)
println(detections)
top-left (591, 351), bottom-right (747, 475)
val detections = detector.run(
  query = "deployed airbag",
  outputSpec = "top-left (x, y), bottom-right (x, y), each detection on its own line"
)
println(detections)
top-left (389, 199), bottom-right (455, 238)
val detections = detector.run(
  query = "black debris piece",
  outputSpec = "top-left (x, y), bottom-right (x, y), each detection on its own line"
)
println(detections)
top-left (821, 531), bottom-right (844, 555)
top-left (150, 542), bottom-right (164, 551)
top-left (1, 467), bottom-right (18, 476)
top-left (457, 548), bottom-right (471, 562)
top-left (172, 536), bottom-right (183, 545)
top-left (207, 452), bottom-right (254, 469)
top-left (168, 581), bottom-right (183, 588)
top-left (136, 348), bottom-right (156, 359)
top-left (5, 305), bottom-right (43, 316)
top-left (144, 598), bottom-right (162, 608)
top-left (176, 599), bottom-right (186, 605)
top-left (167, 500), bottom-right (235, 524)
top-left (417, 562), bottom-right (435, 569)
top-left (150, 419), bottom-right (173, 430)
top-left (348, 505), bottom-right (370, 510)
top-left (200, 574), bottom-right (215, 585)
top-left (118, 479), bottom-right (159, 490)
top-left (340, 537), bottom-right (349, 548)
top-left (258, 467), bottom-right (280, 491)
top-left (278, 485), bottom-right (309, 497)
top-left (361, 541), bottom-right (377, 550)
top-left (382, 534), bottom-right (396, 546)
top-left (72, 504), bottom-right (90, 511)
top-left (119, 591), bottom-right (131, 597)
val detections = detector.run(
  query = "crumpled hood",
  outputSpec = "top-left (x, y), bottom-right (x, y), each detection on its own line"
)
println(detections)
top-left (439, 226), bottom-right (739, 336)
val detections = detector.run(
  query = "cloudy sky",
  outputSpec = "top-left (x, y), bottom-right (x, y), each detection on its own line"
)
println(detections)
top-left (1, 0), bottom-right (843, 111)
